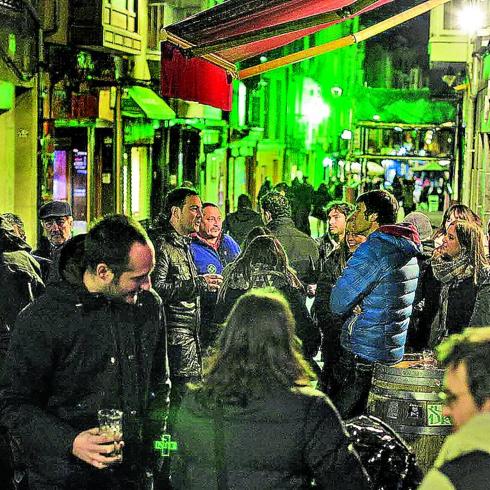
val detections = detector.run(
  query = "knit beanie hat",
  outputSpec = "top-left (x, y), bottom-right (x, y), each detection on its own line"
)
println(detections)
top-left (403, 212), bottom-right (433, 242)
top-left (260, 191), bottom-right (291, 219)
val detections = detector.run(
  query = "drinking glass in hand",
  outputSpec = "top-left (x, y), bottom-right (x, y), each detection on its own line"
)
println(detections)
top-left (97, 409), bottom-right (123, 463)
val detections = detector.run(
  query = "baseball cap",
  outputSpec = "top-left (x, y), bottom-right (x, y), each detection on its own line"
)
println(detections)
top-left (39, 201), bottom-right (73, 220)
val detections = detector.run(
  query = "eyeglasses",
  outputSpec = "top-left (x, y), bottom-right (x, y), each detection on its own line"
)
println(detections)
top-left (43, 217), bottom-right (69, 229)
top-left (438, 389), bottom-right (470, 406)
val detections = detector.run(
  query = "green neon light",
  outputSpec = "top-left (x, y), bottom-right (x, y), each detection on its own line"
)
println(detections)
top-left (0, 81), bottom-right (14, 111)
top-left (8, 34), bottom-right (16, 56)
top-left (153, 434), bottom-right (178, 457)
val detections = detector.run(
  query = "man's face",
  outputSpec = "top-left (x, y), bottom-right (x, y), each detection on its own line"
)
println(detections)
top-left (200, 206), bottom-right (222, 240)
top-left (328, 209), bottom-right (347, 237)
top-left (442, 362), bottom-right (480, 431)
top-left (441, 223), bottom-right (462, 259)
top-left (351, 202), bottom-right (374, 235)
top-left (175, 195), bottom-right (202, 235)
top-left (42, 216), bottom-right (73, 246)
top-left (105, 242), bottom-right (155, 304)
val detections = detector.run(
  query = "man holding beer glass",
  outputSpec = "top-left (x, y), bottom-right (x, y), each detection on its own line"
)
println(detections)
top-left (0, 215), bottom-right (170, 489)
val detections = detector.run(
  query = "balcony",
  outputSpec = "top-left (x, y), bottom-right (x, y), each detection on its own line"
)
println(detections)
top-left (69, 0), bottom-right (142, 54)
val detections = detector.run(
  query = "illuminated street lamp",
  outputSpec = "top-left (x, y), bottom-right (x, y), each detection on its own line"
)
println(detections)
top-left (458, 2), bottom-right (486, 34)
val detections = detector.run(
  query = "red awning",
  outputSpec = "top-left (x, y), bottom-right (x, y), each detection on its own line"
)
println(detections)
top-left (161, 0), bottom-right (392, 110)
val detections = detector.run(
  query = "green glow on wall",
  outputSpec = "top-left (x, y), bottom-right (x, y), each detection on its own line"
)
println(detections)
top-left (0, 81), bottom-right (14, 111)
top-left (353, 88), bottom-right (456, 124)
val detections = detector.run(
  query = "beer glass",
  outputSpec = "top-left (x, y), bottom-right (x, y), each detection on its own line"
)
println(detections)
top-left (97, 409), bottom-right (123, 463)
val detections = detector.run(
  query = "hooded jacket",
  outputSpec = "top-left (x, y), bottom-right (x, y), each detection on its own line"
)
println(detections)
top-left (0, 217), bottom-right (45, 365)
top-left (330, 224), bottom-right (421, 364)
top-left (419, 413), bottom-right (490, 490)
top-left (0, 248), bottom-right (170, 488)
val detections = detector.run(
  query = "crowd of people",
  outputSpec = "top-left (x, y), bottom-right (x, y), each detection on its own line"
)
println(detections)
top-left (1, 184), bottom-right (490, 489)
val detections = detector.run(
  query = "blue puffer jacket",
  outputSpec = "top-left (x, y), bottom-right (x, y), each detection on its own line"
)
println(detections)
top-left (190, 233), bottom-right (240, 275)
top-left (330, 224), bottom-right (421, 364)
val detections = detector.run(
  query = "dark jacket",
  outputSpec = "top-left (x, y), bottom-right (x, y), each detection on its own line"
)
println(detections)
top-left (171, 385), bottom-right (370, 490)
top-left (267, 217), bottom-right (319, 284)
top-left (468, 268), bottom-right (490, 327)
top-left (223, 208), bottom-right (263, 246)
top-left (330, 224), bottom-right (421, 364)
top-left (0, 220), bottom-right (45, 366)
top-left (0, 278), bottom-right (170, 488)
top-left (405, 239), bottom-right (437, 351)
top-left (421, 265), bottom-right (490, 345)
top-left (33, 237), bottom-right (62, 283)
top-left (312, 246), bottom-right (347, 390)
top-left (215, 268), bottom-right (320, 359)
top-left (151, 224), bottom-right (205, 380)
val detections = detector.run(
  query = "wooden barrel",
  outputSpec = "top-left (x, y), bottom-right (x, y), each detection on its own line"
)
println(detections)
top-left (367, 355), bottom-right (452, 474)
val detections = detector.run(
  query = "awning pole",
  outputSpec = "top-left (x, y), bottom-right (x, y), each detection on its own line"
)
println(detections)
top-left (238, 0), bottom-right (451, 80)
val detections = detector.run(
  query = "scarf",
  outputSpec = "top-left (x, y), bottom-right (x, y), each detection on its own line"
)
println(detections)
top-left (429, 252), bottom-right (474, 347)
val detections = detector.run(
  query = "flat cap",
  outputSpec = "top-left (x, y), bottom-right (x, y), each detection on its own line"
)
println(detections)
top-left (39, 201), bottom-right (72, 219)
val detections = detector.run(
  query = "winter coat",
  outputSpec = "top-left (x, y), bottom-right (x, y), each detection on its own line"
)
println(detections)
top-left (312, 246), bottom-right (348, 388)
top-left (170, 385), bottom-right (370, 490)
top-left (0, 220), bottom-right (45, 367)
top-left (330, 224), bottom-right (421, 364)
top-left (419, 413), bottom-right (490, 490)
top-left (0, 279), bottom-right (170, 489)
top-left (463, 267), bottom-right (490, 328)
top-left (267, 217), bottom-right (319, 284)
top-left (416, 266), bottom-right (490, 346)
top-left (33, 237), bottom-right (63, 283)
top-left (215, 267), bottom-right (320, 359)
top-left (151, 224), bottom-right (205, 380)
top-left (190, 233), bottom-right (240, 275)
top-left (222, 208), bottom-right (263, 246)
top-left (189, 234), bottom-right (240, 352)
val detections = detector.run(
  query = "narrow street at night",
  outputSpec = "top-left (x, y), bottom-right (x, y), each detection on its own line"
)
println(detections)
top-left (1, 0), bottom-right (490, 489)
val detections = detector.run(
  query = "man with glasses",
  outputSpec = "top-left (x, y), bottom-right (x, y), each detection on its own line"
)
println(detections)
top-left (34, 201), bottom-right (73, 282)
top-left (419, 327), bottom-right (490, 490)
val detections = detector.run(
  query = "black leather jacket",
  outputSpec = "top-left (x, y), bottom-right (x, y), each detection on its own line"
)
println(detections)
top-left (151, 225), bottom-right (206, 380)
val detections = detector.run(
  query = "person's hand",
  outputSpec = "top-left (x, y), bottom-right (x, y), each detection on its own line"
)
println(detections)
top-left (306, 284), bottom-right (317, 298)
top-left (202, 274), bottom-right (223, 291)
top-left (72, 428), bottom-right (124, 469)
top-left (353, 305), bottom-right (362, 315)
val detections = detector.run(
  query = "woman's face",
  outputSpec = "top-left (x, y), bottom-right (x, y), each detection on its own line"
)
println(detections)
top-left (445, 211), bottom-right (458, 231)
top-left (345, 224), bottom-right (367, 253)
top-left (441, 223), bottom-right (462, 258)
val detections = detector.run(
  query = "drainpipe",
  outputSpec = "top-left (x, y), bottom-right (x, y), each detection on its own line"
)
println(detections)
top-left (461, 40), bottom-right (480, 205)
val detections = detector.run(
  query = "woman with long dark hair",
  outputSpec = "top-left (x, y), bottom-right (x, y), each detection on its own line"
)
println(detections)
top-left (170, 289), bottom-right (369, 489)
top-left (432, 203), bottom-right (482, 248)
top-left (214, 235), bottom-right (320, 363)
top-left (427, 220), bottom-right (490, 346)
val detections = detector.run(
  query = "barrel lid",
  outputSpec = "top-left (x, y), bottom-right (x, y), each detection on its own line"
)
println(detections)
top-left (374, 362), bottom-right (444, 379)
